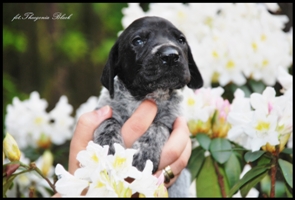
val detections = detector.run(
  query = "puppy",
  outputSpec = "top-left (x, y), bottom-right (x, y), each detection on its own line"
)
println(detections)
top-left (94, 16), bottom-right (203, 196)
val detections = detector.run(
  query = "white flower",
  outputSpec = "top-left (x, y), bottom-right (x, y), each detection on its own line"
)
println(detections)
top-left (121, 3), bottom-right (146, 29)
top-left (5, 91), bottom-right (52, 149)
top-left (227, 89), bottom-right (253, 150)
top-left (263, 3), bottom-right (280, 12)
top-left (34, 150), bottom-right (54, 178)
top-left (275, 95), bottom-right (292, 137)
top-left (22, 92), bottom-right (51, 146)
top-left (250, 86), bottom-right (277, 115)
top-left (49, 95), bottom-right (74, 145)
top-left (54, 142), bottom-right (166, 197)
top-left (180, 86), bottom-right (209, 122)
top-left (129, 160), bottom-right (159, 197)
top-left (244, 109), bottom-right (279, 152)
top-left (5, 97), bottom-right (31, 149)
top-left (122, 3), bottom-right (292, 86)
top-left (181, 86), bottom-right (224, 122)
top-left (230, 88), bottom-right (251, 112)
top-left (277, 66), bottom-right (293, 96)
top-left (107, 143), bottom-right (139, 181)
top-left (55, 164), bottom-right (89, 196)
top-left (86, 169), bottom-right (118, 197)
top-left (75, 96), bottom-right (99, 123)
top-left (74, 141), bottom-right (109, 180)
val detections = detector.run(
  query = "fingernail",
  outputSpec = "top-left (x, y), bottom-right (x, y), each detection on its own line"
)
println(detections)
top-left (96, 105), bottom-right (110, 116)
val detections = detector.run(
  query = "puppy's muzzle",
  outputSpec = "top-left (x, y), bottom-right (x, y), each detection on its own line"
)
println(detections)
top-left (156, 46), bottom-right (180, 65)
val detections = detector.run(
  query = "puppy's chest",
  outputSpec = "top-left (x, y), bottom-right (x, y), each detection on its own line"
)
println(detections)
top-left (97, 85), bottom-right (181, 129)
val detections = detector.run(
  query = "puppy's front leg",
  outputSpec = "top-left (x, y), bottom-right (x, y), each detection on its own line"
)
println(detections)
top-left (131, 124), bottom-right (170, 173)
top-left (93, 118), bottom-right (124, 155)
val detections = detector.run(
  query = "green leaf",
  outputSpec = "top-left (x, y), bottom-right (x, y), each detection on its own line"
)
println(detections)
top-left (3, 132), bottom-right (6, 142)
top-left (260, 175), bottom-right (288, 197)
top-left (209, 138), bottom-right (232, 164)
top-left (257, 154), bottom-right (272, 165)
top-left (195, 133), bottom-right (211, 150)
top-left (228, 164), bottom-right (271, 197)
top-left (224, 153), bottom-right (241, 188)
top-left (278, 159), bottom-right (293, 188)
top-left (187, 146), bottom-right (205, 182)
top-left (248, 79), bottom-right (266, 94)
top-left (231, 84), bottom-right (251, 98)
top-left (196, 156), bottom-right (224, 197)
top-left (244, 150), bottom-right (265, 162)
top-left (281, 148), bottom-right (293, 155)
top-left (3, 174), bottom-right (18, 197)
top-left (286, 184), bottom-right (293, 197)
top-left (240, 170), bottom-right (268, 197)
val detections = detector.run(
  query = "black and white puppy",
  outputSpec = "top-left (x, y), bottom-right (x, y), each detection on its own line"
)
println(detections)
top-left (94, 16), bottom-right (203, 196)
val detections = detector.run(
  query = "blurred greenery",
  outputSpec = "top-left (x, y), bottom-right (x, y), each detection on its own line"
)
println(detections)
top-left (3, 3), bottom-right (128, 178)
top-left (3, 3), bottom-right (128, 116)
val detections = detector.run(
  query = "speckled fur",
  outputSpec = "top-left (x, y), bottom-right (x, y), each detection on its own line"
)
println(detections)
top-left (93, 16), bottom-right (203, 197)
top-left (94, 77), bottom-right (182, 172)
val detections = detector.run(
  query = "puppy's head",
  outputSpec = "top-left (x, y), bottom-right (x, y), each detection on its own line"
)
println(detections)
top-left (101, 16), bottom-right (203, 99)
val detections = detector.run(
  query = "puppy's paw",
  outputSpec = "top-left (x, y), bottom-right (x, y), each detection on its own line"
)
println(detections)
top-left (132, 150), bottom-right (160, 173)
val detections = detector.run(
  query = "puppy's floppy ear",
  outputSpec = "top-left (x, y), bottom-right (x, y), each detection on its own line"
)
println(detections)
top-left (101, 41), bottom-right (119, 98)
top-left (187, 45), bottom-right (203, 89)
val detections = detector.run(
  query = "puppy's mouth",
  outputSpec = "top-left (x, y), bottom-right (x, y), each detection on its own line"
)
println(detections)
top-left (139, 55), bottom-right (191, 90)
top-left (146, 75), bottom-right (188, 89)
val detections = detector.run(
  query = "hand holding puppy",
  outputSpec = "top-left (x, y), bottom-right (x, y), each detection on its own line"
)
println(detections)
top-left (69, 100), bottom-right (190, 188)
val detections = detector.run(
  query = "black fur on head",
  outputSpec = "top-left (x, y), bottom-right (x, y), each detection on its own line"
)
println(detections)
top-left (101, 16), bottom-right (203, 99)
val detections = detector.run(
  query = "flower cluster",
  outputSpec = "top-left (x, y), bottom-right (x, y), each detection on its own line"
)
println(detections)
top-left (5, 91), bottom-right (74, 149)
top-left (55, 141), bottom-right (168, 197)
top-left (227, 67), bottom-right (292, 152)
top-left (121, 3), bottom-right (292, 87)
top-left (181, 65), bottom-right (292, 153)
top-left (181, 86), bottom-right (231, 139)
top-left (180, 66), bottom-right (292, 197)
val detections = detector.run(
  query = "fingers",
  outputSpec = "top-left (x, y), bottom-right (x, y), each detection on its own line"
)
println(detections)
top-left (121, 100), bottom-right (157, 148)
top-left (158, 116), bottom-right (190, 169)
top-left (154, 139), bottom-right (191, 188)
top-left (165, 139), bottom-right (191, 187)
top-left (156, 116), bottom-right (191, 187)
top-left (68, 106), bottom-right (112, 174)
top-left (52, 193), bottom-right (61, 197)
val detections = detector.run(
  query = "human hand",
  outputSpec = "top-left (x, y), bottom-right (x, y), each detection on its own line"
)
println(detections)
top-left (59, 99), bottom-right (190, 193)
top-left (67, 100), bottom-right (157, 174)
top-left (122, 100), bottom-right (191, 188)
top-left (154, 116), bottom-right (191, 188)
top-left (53, 100), bottom-right (156, 197)
top-left (68, 105), bottom-right (113, 174)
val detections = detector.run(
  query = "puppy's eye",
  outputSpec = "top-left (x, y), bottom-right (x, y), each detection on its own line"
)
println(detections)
top-left (178, 36), bottom-right (186, 44)
top-left (132, 37), bottom-right (145, 46)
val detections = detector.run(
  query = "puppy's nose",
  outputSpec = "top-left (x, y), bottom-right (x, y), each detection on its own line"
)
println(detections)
top-left (158, 47), bottom-right (180, 65)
